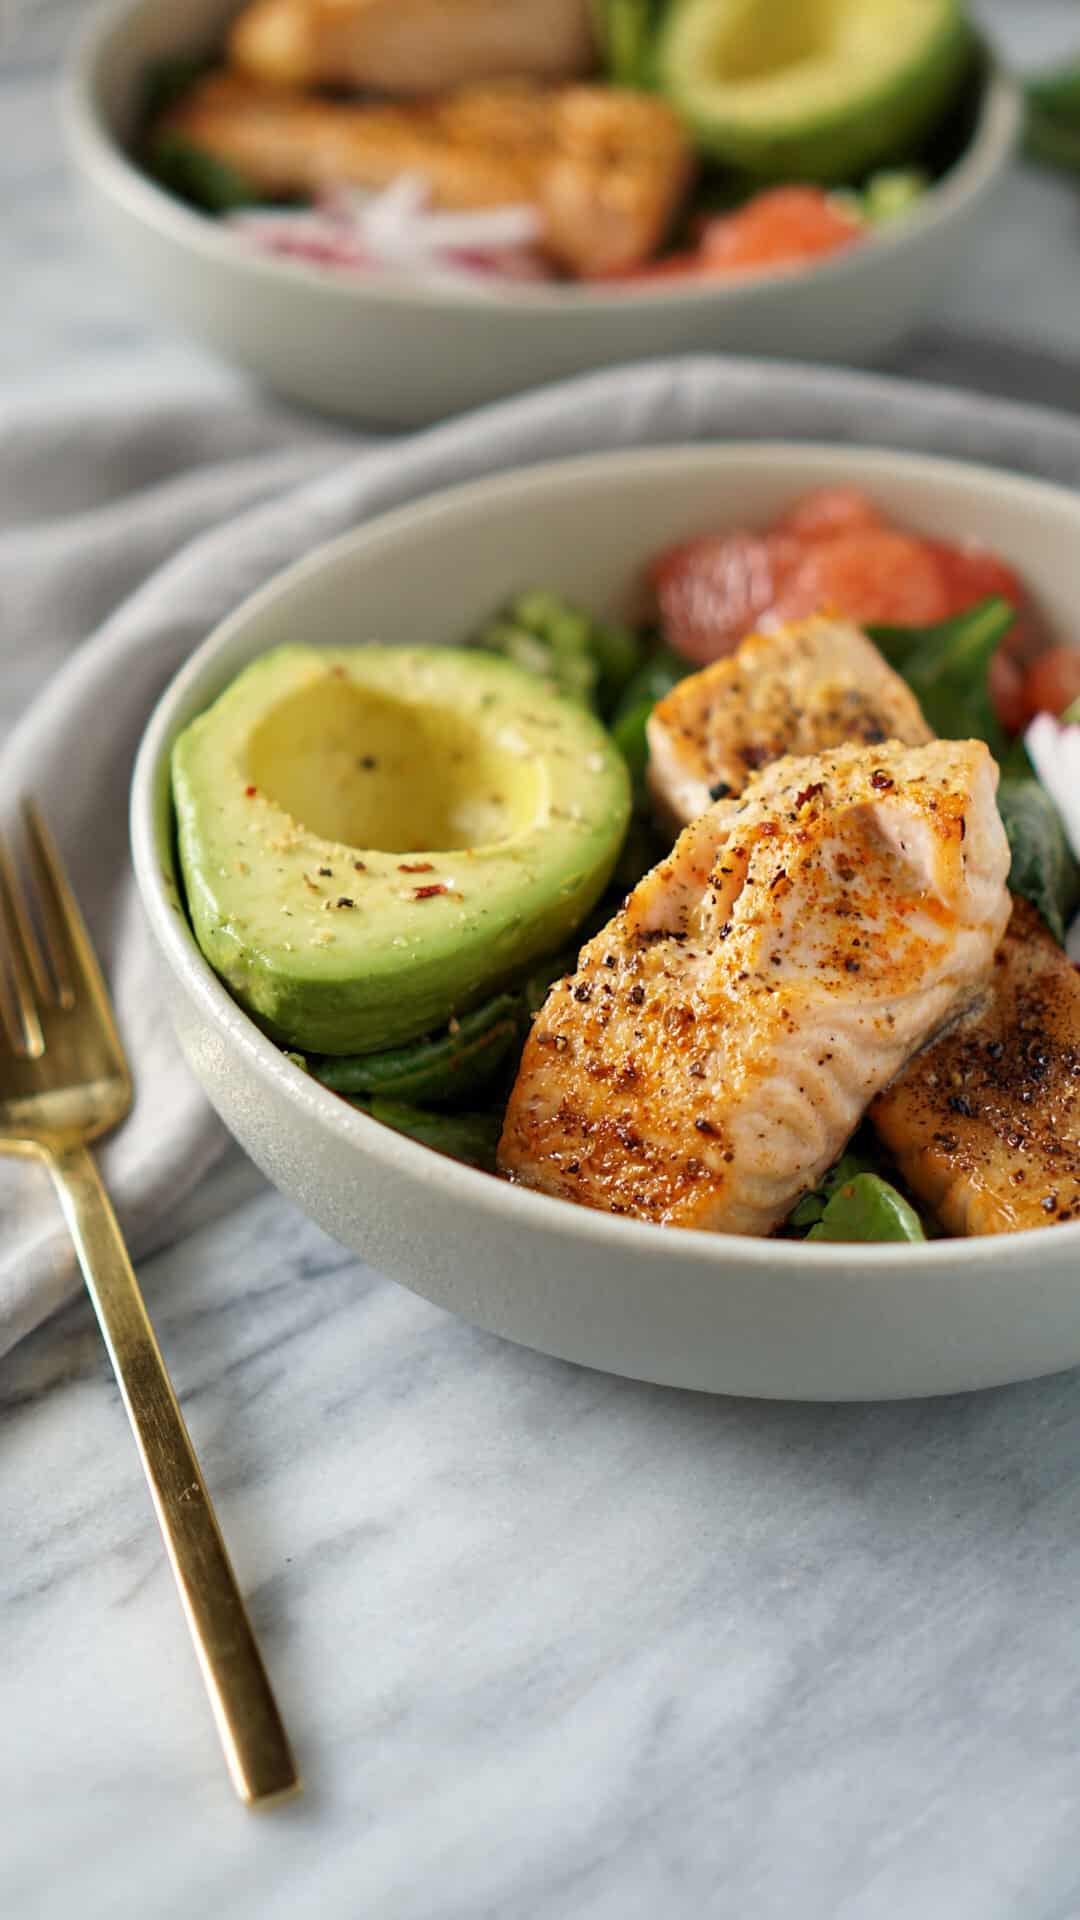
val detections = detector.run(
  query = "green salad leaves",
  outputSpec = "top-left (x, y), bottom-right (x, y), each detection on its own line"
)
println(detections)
top-left (786, 1143), bottom-right (926, 1242)
top-left (1025, 61), bottom-right (1080, 178)
top-left (997, 778), bottom-right (1080, 946)
top-left (867, 595), bottom-right (1012, 756)
top-left (807, 1173), bottom-right (926, 1243)
top-left (871, 597), bottom-right (1080, 947)
top-left (590, 0), bottom-right (667, 88)
top-left (147, 134), bottom-right (263, 214)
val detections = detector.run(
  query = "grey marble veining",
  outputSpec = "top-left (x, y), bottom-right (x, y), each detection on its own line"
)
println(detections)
top-left (5, 2), bottom-right (1080, 1916)
top-left (9, 1180), bottom-right (1080, 1920)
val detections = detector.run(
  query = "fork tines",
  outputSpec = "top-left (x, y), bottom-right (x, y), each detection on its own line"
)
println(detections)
top-left (0, 803), bottom-right (78, 1056)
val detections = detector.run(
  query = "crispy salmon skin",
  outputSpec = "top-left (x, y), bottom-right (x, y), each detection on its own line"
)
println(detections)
top-left (499, 739), bottom-right (1011, 1235)
top-left (873, 898), bottom-right (1080, 1233)
top-left (648, 614), bottom-right (933, 829)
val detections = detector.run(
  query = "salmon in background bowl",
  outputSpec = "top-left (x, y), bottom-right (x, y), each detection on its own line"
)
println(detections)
top-left (67, 0), bottom-right (1020, 426)
top-left (130, 441), bottom-right (1080, 1402)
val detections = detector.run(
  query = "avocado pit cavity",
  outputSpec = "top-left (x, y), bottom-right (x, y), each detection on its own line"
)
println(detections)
top-left (245, 673), bottom-right (546, 854)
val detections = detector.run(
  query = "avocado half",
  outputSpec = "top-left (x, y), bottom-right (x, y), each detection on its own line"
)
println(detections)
top-left (171, 645), bottom-right (631, 1055)
top-left (657, 0), bottom-right (973, 183)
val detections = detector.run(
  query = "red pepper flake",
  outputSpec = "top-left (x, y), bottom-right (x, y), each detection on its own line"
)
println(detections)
top-left (398, 861), bottom-right (434, 873)
top-left (353, 860), bottom-right (367, 873)
top-left (413, 882), bottom-right (450, 900)
top-left (794, 781), bottom-right (824, 808)
top-left (869, 770), bottom-right (894, 792)
top-left (244, 784), bottom-right (257, 798)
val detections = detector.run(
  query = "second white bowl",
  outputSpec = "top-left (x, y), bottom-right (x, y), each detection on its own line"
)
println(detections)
top-left (67, 0), bottom-right (1020, 426)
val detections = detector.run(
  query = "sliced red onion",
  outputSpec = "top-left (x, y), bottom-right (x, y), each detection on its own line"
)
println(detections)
top-left (224, 176), bottom-right (551, 287)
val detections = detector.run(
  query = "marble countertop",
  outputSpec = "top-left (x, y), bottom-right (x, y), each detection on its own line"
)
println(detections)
top-left (5, 5), bottom-right (1080, 1917)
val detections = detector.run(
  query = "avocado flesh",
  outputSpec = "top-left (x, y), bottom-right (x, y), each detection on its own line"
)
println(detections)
top-left (659, 0), bottom-right (972, 182)
top-left (172, 645), bottom-right (631, 1054)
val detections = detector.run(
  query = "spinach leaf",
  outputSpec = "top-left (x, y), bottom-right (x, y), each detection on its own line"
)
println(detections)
top-left (1024, 63), bottom-right (1080, 176)
top-left (147, 133), bottom-right (263, 214)
top-left (1027, 62), bottom-right (1080, 120)
top-left (868, 597), bottom-right (1015, 754)
top-left (997, 778), bottom-right (1080, 945)
top-left (785, 1142), bottom-right (884, 1230)
top-left (997, 734), bottom-right (1034, 782)
top-left (807, 1174), bottom-right (926, 1243)
top-left (350, 1100), bottom-right (503, 1172)
top-left (312, 994), bottom-right (522, 1105)
top-left (591, 0), bottom-right (666, 87)
top-left (611, 645), bottom-right (690, 721)
top-left (142, 54), bottom-right (211, 123)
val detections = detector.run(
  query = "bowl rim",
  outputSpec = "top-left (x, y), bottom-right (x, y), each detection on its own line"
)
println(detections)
top-left (130, 438), bottom-right (1080, 1274)
top-left (67, 0), bottom-right (1022, 318)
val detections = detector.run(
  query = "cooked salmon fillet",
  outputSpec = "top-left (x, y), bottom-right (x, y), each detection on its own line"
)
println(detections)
top-left (499, 739), bottom-right (1011, 1234)
top-left (159, 73), bottom-right (693, 277)
top-left (647, 615), bottom-right (933, 829)
top-left (643, 610), bottom-right (1080, 1237)
top-left (229, 0), bottom-right (597, 94)
top-left (873, 898), bottom-right (1080, 1233)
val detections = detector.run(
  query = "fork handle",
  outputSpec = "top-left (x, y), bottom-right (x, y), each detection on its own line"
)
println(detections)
top-left (46, 1141), bottom-right (300, 1807)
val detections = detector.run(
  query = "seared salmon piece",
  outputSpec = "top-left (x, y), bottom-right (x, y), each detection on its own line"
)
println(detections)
top-left (159, 74), bottom-right (693, 277)
top-left (229, 0), bottom-right (597, 96)
top-left (873, 898), bottom-right (1080, 1233)
top-left (499, 739), bottom-right (1011, 1235)
top-left (648, 615), bottom-right (933, 828)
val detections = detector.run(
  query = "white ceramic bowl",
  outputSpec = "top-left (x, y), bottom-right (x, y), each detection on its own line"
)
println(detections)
top-left (68, 0), bottom-right (1020, 428)
top-left (132, 443), bottom-right (1080, 1401)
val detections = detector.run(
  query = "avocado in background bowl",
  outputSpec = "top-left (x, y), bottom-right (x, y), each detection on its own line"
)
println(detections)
top-left (658, 0), bottom-right (974, 182)
top-left (171, 644), bottom-right (631, 1055)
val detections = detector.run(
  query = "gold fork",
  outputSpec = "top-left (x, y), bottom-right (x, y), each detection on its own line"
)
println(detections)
top-left (0, 802), bottom-right (299, 1807)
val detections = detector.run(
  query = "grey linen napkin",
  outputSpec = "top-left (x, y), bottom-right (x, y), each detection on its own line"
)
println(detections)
top-left (5, 354), bottom-right (1080, 1358)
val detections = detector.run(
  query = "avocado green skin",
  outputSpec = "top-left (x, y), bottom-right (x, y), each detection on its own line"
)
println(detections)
top-left (172, 645), bottom-right (630, 1055)
top-left (657, 0), bottom-right (974, 184)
